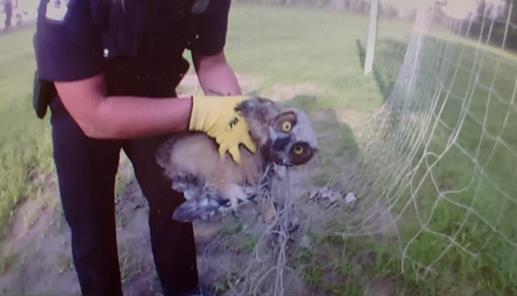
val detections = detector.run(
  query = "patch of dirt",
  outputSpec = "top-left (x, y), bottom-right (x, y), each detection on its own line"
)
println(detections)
top-left (364, 277), bottom-right (395, 296)
top-left (0, 158), bottom-right (164, 295)
top-left (177, 72), bottom-right (319, 104)
top-left (262, 82), bottom-right (320, 101)
top-left (0, 173), bottom-right (79, 295)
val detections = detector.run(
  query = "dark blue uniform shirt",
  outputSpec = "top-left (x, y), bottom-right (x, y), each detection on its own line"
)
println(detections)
top-left (35, 0), bottom-right (230, 96)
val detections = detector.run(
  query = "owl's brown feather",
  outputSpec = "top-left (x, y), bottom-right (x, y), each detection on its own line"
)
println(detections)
top-left (158, 133), bottom-right (263, 208)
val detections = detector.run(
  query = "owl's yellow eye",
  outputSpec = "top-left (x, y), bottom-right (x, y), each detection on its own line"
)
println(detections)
top-left (282, 121), bottom-right (292, 132)
top-left (293, 145), bottom-right (304, 155)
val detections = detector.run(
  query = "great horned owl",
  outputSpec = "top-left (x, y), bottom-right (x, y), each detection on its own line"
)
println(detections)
top-left (156, 97), bottom-right (318, 222)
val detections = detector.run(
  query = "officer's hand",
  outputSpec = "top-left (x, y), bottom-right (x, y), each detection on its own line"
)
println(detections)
top-left (189, 96), bottom-right (257, 164)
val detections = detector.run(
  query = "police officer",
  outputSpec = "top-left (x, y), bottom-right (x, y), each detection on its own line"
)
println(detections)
top-left (34, 0), bottom-right (256, 295)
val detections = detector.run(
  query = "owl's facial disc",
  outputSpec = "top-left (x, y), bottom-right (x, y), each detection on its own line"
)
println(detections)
top-left (265, 111), bottom-right (317, 166)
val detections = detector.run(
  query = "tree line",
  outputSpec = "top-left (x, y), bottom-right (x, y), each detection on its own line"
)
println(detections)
top-left (235, 0), bottom-right (372, 13)
top-left (464, 0), bottom-right (517, 50)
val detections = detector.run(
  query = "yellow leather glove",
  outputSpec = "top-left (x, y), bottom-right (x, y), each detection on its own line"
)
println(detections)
top-left (189, 96), bottom-right (257, 164)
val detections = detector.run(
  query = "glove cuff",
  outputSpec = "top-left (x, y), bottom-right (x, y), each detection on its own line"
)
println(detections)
top-left (188, 95), bottom-right (200, 131)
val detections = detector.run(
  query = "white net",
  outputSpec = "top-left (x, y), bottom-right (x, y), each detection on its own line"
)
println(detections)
top-left (195, 2), bottom-right (517, 294)
top-left (331, 0), bottom-right (517, 288)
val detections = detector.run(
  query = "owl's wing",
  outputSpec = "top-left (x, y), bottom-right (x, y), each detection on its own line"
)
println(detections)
top-left (172, 179), bottom-right (254, 222)
top-left (165, 171), bottom-right (225, 222)
top-left (178, 165), bottom-right (276, 223)
top-left (173, 190), bottom-right (229, 222)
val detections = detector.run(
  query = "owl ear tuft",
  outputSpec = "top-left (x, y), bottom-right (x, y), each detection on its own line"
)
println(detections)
top-left (235, 97), bottom-right (279, 119)
top-left (235, 97), bottom-right (257, 116)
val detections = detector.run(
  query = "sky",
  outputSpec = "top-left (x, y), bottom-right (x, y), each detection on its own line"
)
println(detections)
top-left (382, 0), bottom-right (507, 20)
top-left (442, 0), bottom-right (506, 19)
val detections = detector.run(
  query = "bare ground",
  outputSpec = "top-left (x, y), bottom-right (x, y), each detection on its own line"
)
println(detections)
top-left (0, 164), bottom-right (313, 295)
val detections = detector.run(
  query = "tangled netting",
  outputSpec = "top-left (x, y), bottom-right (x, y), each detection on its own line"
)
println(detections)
top-left (200, 2), bottom-right (517, 295)
top-left (351, 2), bottom-right (517, 276)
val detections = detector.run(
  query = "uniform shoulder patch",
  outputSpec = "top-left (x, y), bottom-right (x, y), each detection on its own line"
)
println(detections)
top-left (45, 0), bottom-right (70, 23)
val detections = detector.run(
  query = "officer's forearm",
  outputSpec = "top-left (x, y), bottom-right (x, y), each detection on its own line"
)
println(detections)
top-left (198, 63), bottom-right (241, 96)
top-left (194, 52), bottom-right (241, 96)
top-left (55, 74), bottom-right (192, 139)
top-left (91, 96), bottom-right (192, 139)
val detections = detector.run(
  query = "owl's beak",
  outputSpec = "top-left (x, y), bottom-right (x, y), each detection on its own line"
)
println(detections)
top-left (272, 136), bottom-right (291, 151)
top-left (261, 141), bottom-right (285, 166)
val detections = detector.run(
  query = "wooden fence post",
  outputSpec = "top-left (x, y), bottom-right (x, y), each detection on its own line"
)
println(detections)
top-left (364, 0), bottom-right (379, 75)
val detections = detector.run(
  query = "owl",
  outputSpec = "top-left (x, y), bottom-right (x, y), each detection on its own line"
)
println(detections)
top-left (156, 97), bottom-right (318, 222)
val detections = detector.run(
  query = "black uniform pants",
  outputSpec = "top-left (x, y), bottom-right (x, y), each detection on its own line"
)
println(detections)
top-left (49, 98), bottom-right (198, 295)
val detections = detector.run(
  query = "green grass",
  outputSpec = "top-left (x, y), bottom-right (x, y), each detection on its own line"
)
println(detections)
top-left (226, 4), bottom-right (384, 112)
top-left (1, 3), bottom-right (517, 294)
top-left (346, 16), bottom-right (517, 295)
top-left (412, 35), bottom-right (517, 292)
top-left (0, 28), bottom-right (53, 237)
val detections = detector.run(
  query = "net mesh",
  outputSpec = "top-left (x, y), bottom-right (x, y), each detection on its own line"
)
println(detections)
top-left (340, 0), bottom-right (517, 279)
top-left (201, 2), bottom-right (517, 294)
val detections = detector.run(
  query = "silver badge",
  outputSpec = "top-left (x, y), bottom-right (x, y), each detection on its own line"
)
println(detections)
top-left (45, 0), bottom-right (70, 23)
